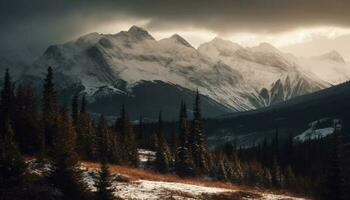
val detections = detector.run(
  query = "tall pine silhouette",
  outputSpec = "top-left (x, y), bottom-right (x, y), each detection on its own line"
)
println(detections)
top-left (175, 101), bottom-right (194, 176)
top-left (190, 90), bottom-right (211, 175)
top-left (154, 112), bottom-right (171, 173)
top-left (48, 107), bottom-right (90, 200)
top-left (42, 67), bottom-right (58, 154)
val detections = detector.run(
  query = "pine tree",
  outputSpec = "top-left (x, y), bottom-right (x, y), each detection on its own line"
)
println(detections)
top-left (175, 101), bottom-right (194, 177)
top-left (0, 117), bottom-right (26, 200)
top-left (154, 112), bottom-right (170, 173)
top-left (178, 101), bottom-right (189, 149)
top-left (48, 107), bottom-right (90, 200)
top-left (190, 90), bottom-right (211, 175)
top-left (97, 116), bottom-right (119, 164)
top-left (342, 140), bottom-right (350, 200)
top-left (137, 115), bottom-right (144, 148)
top-left (271, 157), bottom-right (282, 189)
top-left (115, 105), bottom-right (138, 167)
top-left (0, 69), bottom-right (14, 132)
top-left (14, 84), bottom-right (40, 154)
top-left (285, 165), bottom-right (297, 191)
top-left (77, 110), bottom-right (96, 160)
top-left (42, 66), bottom-right (58, 154)
top-left (217, 158), bottom-right (228, 181)
top-left (94, 160), bottom-right (116, 200)
top-left (80, 94), bottom-right (86, 113)
top-left (324, 120), bottom-right (343, 200)
top-left (95, 123), bottom-right (116, 200)
top-left (71, 93), bottom-right (79, 126)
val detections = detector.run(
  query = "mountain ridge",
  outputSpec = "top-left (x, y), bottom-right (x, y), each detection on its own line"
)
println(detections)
top-left (17, 26), bottom-right (350, 119)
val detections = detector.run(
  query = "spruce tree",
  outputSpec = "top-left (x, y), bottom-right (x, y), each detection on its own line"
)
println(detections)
top-left (77, 110), bottom-right (96, 160)
top-left (95, 122), bottom-right (116, 200)
top-left (0, 117), bottom-right (26, 200)
top-left (48, 107), bottom-right (90, 200)
top-left (14, 84), bottom-right (40, 154)
top-left (94, 160), bottom-right (116, 200)
top-left (190, 90), bottom-right (211, 175)
top-left (71, 93), bottom-right (79, 126)
top-left (325, 121), bottom-right (343, 200)
top-left (0, 69), bottom-right (14, 131)
top-left (80, 94), bottom-right (86, 113)
top-left (42, 66), bottom-right (58, 153)
top-left (137, 115), bottom-right (144, 148)
top-left (97, 116), bottom-right (119, 164)
top-left (115, 105), bottom-right (138, 167)
top-left (175, 101), bottom-right (194, 176)
top-left (342, 141), bottom-right (350, 200)
top-left (271, 157), bottom-right (282, 189)
top-left (285, 165), bottom-right (297, 191)
top-left (154, 112), bottom-right (170, 173)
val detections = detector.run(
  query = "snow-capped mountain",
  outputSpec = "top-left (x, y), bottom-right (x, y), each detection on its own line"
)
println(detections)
top-left (21, 26), bottom-right (350, 119)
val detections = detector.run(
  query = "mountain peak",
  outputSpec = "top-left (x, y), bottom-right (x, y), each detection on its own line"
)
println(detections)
top-left (255, 42), bottom-right (280, 52)
top-left (210, 37), bottom-right (241, 48)
top-left (198, 37), bottom-right (241, 56)
top-left (318, 50), bottom-right (345, 63)
top-left (126, 25), bottom-right (155, 41)
top-left (169, 34), bottom-right (193, 48)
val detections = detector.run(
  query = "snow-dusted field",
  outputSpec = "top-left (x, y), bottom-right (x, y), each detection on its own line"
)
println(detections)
top-left (27, 159), bottom-right (307, 200)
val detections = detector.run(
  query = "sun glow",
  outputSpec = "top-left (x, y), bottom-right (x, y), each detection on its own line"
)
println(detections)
top-left (224, 26), bottom-right (350, 48)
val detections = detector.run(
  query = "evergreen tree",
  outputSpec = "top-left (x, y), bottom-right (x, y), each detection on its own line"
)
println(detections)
top-left (0, 69), bottom-right (14, 133)
top-left (42, 67), bottom-right (58, 153)
top-left (71, 93), bottom-right (79, 126)
top-left (80, 94), bottom-right (86, 113)
top-left (97, 116), bottom-right (119, 164)
top-left (94, 160), bottom-right (116, 200)
top-left (217, 158), bottom-right (228, 181)
top-left (285, 166), bottom-right (297, 191)
top-left (77, 110), bottom-right (96, 160)
top-left (174, 101), bottom-right (194, 176)
top-left (154, 112), bottom-right (170, 173)
top-left (342, 140), bottom-right (350, 200)
top-left (178, 101), bottom-right (189, 148)
top-left (324, 120), bottom-right (343, 200)
top-left (14, 84), bottom-right (39, 154)
top-left (137, 114), bottom-right (144, 148)
top-left (190, 90), bottom-right (211, 175)
top-left (115, 105), bottom-right (138, 167)
top-left (271, 157), bottom-right (282, 189)
top-left (48, 107), bottom-right (90, 200)
top-left (95, 123), bottom-right (116, 200)
top-left (0, 117), bottom-right (26, 200)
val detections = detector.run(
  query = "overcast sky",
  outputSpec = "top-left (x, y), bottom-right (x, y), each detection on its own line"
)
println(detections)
top-left (1, 0), bottom-right (350, 62)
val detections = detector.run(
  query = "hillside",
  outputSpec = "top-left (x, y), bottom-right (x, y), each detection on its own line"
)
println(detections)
top-left (204, 80), bottom-right (350, 147)
top-left (26, 159), bottom-right (307, 200)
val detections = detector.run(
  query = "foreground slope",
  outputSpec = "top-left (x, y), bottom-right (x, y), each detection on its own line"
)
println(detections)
top-left (27, 159), bottom-right (307, 200)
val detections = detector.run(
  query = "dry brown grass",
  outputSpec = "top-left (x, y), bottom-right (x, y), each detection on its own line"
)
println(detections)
top-left (81, 161), bottom-right (243, 191)
top-left (81, 161), bottom-right (311, 199)
top-left (202, 191), bottom-right (262, 200)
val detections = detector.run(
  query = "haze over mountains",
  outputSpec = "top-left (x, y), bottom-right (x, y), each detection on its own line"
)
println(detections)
top-left (11, 26), bottom-right (350, 119)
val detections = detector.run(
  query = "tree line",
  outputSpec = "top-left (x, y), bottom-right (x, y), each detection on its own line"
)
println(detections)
top-left (0, 67), bottom-right (211, 200)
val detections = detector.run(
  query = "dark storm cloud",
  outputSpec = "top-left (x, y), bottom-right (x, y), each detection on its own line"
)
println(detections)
top-left (1, 0), bottom-right (349, 62)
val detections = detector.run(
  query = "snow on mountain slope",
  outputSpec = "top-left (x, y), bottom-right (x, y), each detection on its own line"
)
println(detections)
top-left (26, 26), bottom-right (263, 112)
top-left (198, 38), bottom-right (330, 105)
top-left (23, 26), bottom-right (350, 116)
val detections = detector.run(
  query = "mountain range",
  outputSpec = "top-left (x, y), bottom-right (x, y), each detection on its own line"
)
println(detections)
top-left (13, 26), bottom-right (350, 119)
